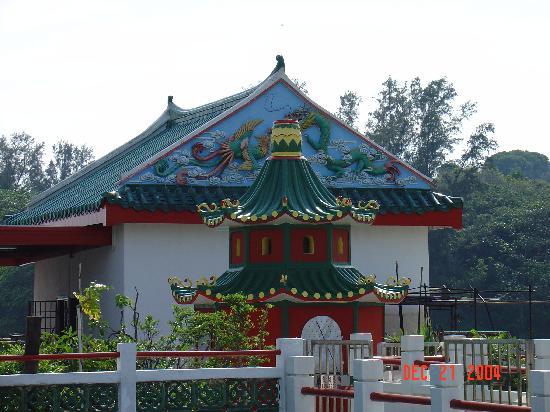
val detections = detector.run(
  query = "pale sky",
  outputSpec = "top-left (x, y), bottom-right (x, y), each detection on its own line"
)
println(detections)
top-left (1, 0), bottom-right (549, 161)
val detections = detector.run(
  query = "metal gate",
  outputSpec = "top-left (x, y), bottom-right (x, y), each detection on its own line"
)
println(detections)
top-left (304, 339), bottom-right (372, 412)
top-left (444, 338), bottom-right (534, 407)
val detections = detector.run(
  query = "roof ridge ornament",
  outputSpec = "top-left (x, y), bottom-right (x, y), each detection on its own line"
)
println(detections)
top-left (270, 55), bottom-right (285, 76)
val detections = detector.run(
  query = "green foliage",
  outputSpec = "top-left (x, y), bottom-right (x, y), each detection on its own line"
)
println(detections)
top-left (337, 90), bottom-right (362, 128)
top-left (166, 294), bottom-right (272, 367)
top-left (486, 150), bottom-right (550, 181)
top-left (0, 132), bottom-right (46, 191)
top-left (0, 131), bottom-right (94, 193)
top-left (420, 324), bottom-right (437, 343)
top-left (0, 341), bottom-right (24, 375)
top-left (431, 163), bottom-right (550, 336)
top-left (366, 77), bottom-right (479, 177)
top-left (45, 140), bottom-right (94, 186)
top-left (0, 265), bottom-right (33, 336)
top-left (0, 188), bottom-right (32, 218)
top-left (460, 123), bottom-right (498, 168)
top-left (0, 292), bottom-right (272, 374)
top-left (74, 282), bottom-right (111, 323)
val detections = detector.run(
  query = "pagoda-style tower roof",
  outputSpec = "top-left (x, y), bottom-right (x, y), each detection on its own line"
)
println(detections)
top-left (169, 119), bottom-right (410, 305)
top-left (169, 266), bottom-right (409, 305)
top-left (197, 120), bottom-right (380, 227)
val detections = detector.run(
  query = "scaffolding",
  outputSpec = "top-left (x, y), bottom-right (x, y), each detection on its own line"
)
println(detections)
top-left (400, 284), bottom-right (550, 339)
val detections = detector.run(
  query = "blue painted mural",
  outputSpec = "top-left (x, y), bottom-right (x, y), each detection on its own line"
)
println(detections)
top-left (127, 82), bottom-right (431, 189)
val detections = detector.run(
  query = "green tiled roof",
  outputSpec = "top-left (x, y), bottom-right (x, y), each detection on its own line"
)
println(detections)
top-left (4, 88), bottom-right (257, 225)
top-left (104, 184), bottom-right (462, 216)
top-left (169, 264), bottom-right (410, 304)
top-left (195, 158), bottom-right (379, 227)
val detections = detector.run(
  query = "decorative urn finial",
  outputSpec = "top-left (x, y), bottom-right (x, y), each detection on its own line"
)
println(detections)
top-left (270, 119), bottom-right (302, 158)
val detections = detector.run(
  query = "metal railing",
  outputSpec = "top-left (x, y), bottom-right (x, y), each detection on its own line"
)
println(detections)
top-left (377, 340), bottom-right (443, 357)
top-left (27, 297), bottom-right (77, 334)
top-left (444, 338), bottom-right (533, 407)
top-left (304, 339), bottom-right (371, 411)
top-left (377, 340), bottom-right (443, 382)
top-left (304, 339), bottom-right (372, 385)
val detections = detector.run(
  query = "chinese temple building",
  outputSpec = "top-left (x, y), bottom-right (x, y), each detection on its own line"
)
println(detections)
top-left (168, 119), bottom-right (411, 345)
top-left (0, 56), bottom-right (463, 339)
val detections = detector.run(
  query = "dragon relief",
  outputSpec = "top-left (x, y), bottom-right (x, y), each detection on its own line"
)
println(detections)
top-left (285, 107), bottom-right (401, 182)
top-left (153, 119), bottom-right (271, 184)
top-left (152, 107), bottom-right (401, 185)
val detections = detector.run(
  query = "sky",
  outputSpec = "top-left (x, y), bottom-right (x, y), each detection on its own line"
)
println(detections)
top-left (1, 0), bottom-right (549, 161)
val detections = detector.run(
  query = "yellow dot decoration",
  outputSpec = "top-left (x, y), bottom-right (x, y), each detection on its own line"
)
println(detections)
top-left (348, 291), bottom-right (354, 298)
top-left (327, 214), bottom-right (333, 221)
top-left (359, 288), bottom-right (366, 294)
top-left (261, 215), bottom-right (268, 221)
top-left (292, 211), bottom-right (299, 217)
top-left (231, 213), bottom-right (237, 219)
top-left (314, 293), bottom-right (320, 299)
top-left (247, 294), bottom-right (254, 300)
top-left (272, 211), bottom-right (278, 217)
top-left (216, 293), bottom-right (222, 299)
top-left (336, 210), bottom-right (343, 217)
top-left (302, 214), bottom-right (310, 221)
top-left (269, 288), bottom-right (276, 295)
top-left (205, 289), bottom-right (212, 296)
top-left (336, 292), bottom-right (343, 299)
top-left (314, 215), bottom-right (321, 222)
top-left (291, 288), bottom-right (298, 294)
top-left (325, 292), bottom-right (332, 299)
top-left (302, 291), bottom-right (309, 298)
top-left (251, 215), bottom-right (258, 222)
top-left (258, 292), bottom-right (265, 298)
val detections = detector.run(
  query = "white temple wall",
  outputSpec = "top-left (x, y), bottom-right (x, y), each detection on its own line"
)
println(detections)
top-left (34, 223), bottom-right (428, 337)
top-left (350, 225), bottom-right (429, 335)
top-left (33, 225), bottom-right (124, 330)
top-left (121, 223), bottom-right (229, 335)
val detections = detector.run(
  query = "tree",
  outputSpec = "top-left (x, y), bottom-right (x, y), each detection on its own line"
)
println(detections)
top-left (366, 77), bottom-right (476, 177)
top-left (365, 77), bottom-right (415, 161)
top-left (337, 90), bottom-right (362, 128)
top-left (485, 150), bottom-right (550, 181)
top-left (435, 123), bottom-right (497, 197)
top-left (0, 265), bottom-right (33, 336)
top-left (291, 78), bottom-right (309, 95)
top-left (460, 123), bottom-right (498, 167)
top-left (0, 132), bottom-right (46, 191)
top-left (430, 164), bottom-right (550, 337)
top-left (0, 133), bottom-right (94, 336)
top-left (0, 133), bottom-right (94, 192)
top-left (46, 141), bottom-right (94, 186)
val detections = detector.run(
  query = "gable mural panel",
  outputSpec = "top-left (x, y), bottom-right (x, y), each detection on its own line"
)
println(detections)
top-left (128, 82), bottom-right (430, 190)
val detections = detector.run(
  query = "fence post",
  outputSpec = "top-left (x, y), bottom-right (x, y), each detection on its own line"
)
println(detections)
top-left (349, 332), bottom-right (373, 377)
top-left (276, 338), bottom-right (305, 412)
top-left (353, 358), bottom-right (384, 412)
top-left (534, 339), bottom-right (550, 370)
top-left (401, 335), bottom-right (424, 393)
top-left (117, 342), bottom-right (137, 412)
top-left (429, 363), bottom-right (463, 412)
top-left (443, 335), bottom-right (466, 363)
top-left (285, 356), bottom-right (315, 412)
top-left (23, 316), bottom-right (41, 374)
top-left (530, 370), bottom-right (550, 412)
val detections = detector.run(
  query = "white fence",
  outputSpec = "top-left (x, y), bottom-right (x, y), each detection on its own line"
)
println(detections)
top-left (3, 337), bottom-right (550, 411)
